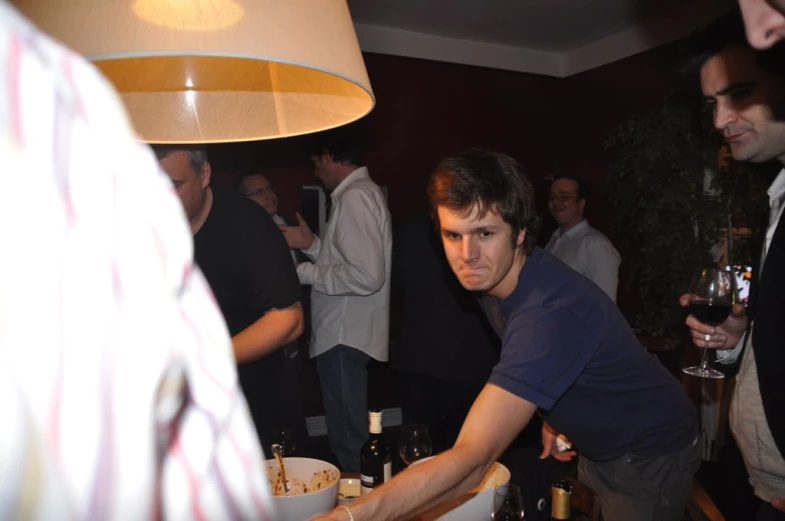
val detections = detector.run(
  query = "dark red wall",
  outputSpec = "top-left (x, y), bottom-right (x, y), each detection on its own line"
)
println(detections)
top-left (208, 44), bottom-right (684, 243)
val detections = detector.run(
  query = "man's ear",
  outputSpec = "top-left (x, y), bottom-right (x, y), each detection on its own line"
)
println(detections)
top-left (201, 161), bottom-right (212, 188)
top-left (516, 228), bottom-right (526, 247)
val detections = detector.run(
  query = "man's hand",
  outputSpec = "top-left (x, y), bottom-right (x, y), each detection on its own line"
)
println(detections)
top-left (539, 422), bottom-right (576, 462)
top-left (772, 497), bottom-right (785, 513)
top-left (279, 212), bottom-right (315, 250)
top-left (678, 293), bottom-right (747, 349)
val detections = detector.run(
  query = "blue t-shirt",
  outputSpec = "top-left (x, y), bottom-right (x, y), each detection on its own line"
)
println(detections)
top-left (486, 248), bottom-right (697, 462)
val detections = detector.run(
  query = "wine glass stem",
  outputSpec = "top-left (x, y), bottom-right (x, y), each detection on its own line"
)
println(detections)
top-left (700, 348), bottom-right (711, 368)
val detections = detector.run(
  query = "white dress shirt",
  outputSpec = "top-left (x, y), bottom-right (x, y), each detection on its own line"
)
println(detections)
top-left (297, 167), bottom-right (392, 361)
top-left (544, 219), bottom-right (621, 302)
top-left (272, 213), bottom-right (298, 264)
top-left (717, 169), bottom-right (785, 502)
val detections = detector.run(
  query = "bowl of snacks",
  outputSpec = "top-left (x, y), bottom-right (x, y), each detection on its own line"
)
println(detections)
top-left (265, 457), bottom-right (340, 521)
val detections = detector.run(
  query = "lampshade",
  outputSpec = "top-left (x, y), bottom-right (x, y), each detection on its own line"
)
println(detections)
top-left (12, 0), bottom-right (375, 143)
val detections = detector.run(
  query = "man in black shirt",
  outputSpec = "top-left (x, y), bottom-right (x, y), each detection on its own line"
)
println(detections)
top-left (154, 145), bottom-right (308, 457)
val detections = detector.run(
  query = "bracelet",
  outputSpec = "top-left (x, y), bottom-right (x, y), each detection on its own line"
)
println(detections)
top-left (336, 505), bottom-right (355, 521)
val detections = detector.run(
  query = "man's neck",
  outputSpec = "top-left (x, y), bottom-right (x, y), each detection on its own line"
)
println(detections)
top-left (190, 187), bottom-right (213, 235)
top-left (487, 250), bottom-right (528, 300)
top-left (332, 164), bottom-right (360, 188)
top-left (559, 218), bottom-right (584, 234)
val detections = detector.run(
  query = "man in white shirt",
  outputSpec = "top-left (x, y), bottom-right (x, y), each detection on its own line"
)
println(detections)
top-left (280, 128), bottom-right (392, 473)
top-left (681, 14), bottom-right (785, 520)
top-left (544, 175), bottom-right (621, 302)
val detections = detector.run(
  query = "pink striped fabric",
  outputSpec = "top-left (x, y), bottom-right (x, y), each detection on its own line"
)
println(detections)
top-left (0, 3), bottom-right (274, 519)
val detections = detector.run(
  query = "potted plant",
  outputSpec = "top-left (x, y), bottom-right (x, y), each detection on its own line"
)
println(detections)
top-left (604, 94), bottom-right (774, 349)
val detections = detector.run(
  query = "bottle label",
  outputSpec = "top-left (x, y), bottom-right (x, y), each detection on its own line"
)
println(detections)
top-left (383, 462), bottom-right (392, 483)
top-left (360, 473), bottom-right (374, 495)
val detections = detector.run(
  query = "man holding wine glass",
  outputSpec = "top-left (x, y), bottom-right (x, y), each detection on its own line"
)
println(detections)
top-left (680, 13), bottom-right (785, 519)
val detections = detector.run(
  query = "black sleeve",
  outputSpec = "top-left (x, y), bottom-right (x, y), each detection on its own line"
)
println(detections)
top-left (237, 202), bottom-right (302, 312)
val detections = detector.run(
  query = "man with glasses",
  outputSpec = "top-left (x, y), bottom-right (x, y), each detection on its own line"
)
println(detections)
top-left (239, 172), bottom-right (281, 218)
top-left (238, 171), bottom-right (314, 457)
top-left (238, 172), bottom-right (298, 264)
top-left (544, 175), bottom-right (620, 302)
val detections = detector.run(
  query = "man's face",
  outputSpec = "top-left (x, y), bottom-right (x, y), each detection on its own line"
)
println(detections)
top-left (547, 178), bottom-right (585, 229)
top-left (701, 45), bottom-right (785, 163)
top-left (158, 151), bottom-right (210, 223)
top-left (311, 154), bottom-right (341, 191)
top-left (437, 204), bottom-right (525, 298)
top-left (242, 174), bottom-right (279, 215)
top-left (739, 0), bottom-right (785, 49)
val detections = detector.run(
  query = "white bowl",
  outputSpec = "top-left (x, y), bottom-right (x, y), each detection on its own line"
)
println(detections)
top-left (265, 457), bottom-right (340, 521)
top-left (409, 457), bottom-right (511, 521)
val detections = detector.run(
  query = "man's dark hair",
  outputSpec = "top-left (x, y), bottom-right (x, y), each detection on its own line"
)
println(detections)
top-left (427, 148), bottom-right (541, 254)
top-left (303, 123), bottom-right (365, 166)
top-left (552, 173), bottom-right (588, 201)
top-left (685, 8), bottom-right (785, 78)
top-left (150, 144), bottom-right (208, 175)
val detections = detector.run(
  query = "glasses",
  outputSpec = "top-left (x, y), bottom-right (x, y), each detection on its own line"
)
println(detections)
top-left (246, 185), bottom-right (276, 197)
top-left (547, 194), bottom-right (578, 203)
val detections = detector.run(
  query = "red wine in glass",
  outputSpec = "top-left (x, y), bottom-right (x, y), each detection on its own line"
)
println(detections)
top-left (683, 268), bottom-right (736, 379)
top-left (688, 301), bottom-right (732, 326)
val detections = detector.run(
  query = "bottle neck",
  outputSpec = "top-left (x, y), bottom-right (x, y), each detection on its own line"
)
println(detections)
top-left (551, 481), bottom-right (571, 520)
top-left (369, 414), bottom-right (382, 434)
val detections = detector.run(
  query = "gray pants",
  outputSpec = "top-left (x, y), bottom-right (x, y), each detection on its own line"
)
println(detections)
top-left (578, 436), bottom-right (701, 521)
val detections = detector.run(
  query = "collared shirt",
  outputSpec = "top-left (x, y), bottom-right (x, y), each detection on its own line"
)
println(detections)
top-left (0, 4), bottom-right (273, 519)
top-left (719, 169), bottom-right (785, 501)
top-left (272, 213), bottom-right (299, 264)
top-left (297, 167), bottom-right (392, 360)
top-left (544, 219), bottom-right (621, 302)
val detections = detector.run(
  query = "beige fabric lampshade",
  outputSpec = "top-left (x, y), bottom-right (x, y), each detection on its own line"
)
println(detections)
top-left (13, 0), bottom-right (375, 143)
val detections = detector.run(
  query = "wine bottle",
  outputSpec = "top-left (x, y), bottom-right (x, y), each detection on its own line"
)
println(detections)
top-left (551, 479), bottom-right (572, 520)
top-left (360, 408), bottom-right (391, 495)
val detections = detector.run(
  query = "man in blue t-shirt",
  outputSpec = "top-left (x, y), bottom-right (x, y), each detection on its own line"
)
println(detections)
top-left (314, 149), bottom-right (699, 521)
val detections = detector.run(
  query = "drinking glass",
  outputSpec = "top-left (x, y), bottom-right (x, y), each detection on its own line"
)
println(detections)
top-left (491, 483), bottom-right (525, 520)
top-left (398, 424), bottom-right (432, 468)
top-left (683, 268), bottom-right (736, 379)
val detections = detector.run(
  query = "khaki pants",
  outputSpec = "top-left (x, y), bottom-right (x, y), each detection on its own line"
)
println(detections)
top-left (578, 436), bottom-right (701, 521)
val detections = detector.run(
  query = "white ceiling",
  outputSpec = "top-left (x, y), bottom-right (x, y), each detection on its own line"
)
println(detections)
top-left (347, 0), bottom-right (735, 77)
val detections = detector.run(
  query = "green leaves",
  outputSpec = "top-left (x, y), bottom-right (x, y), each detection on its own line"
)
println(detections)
top-left (604, 94), bottom-right (772, 345)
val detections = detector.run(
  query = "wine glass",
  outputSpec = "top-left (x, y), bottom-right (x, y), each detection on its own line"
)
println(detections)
top-left (398, 424), bottom-right (432, 468)
top-left (683, 268), bottom-right (736, 379)
top-left (491, 483), bottom-right (525, 520)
